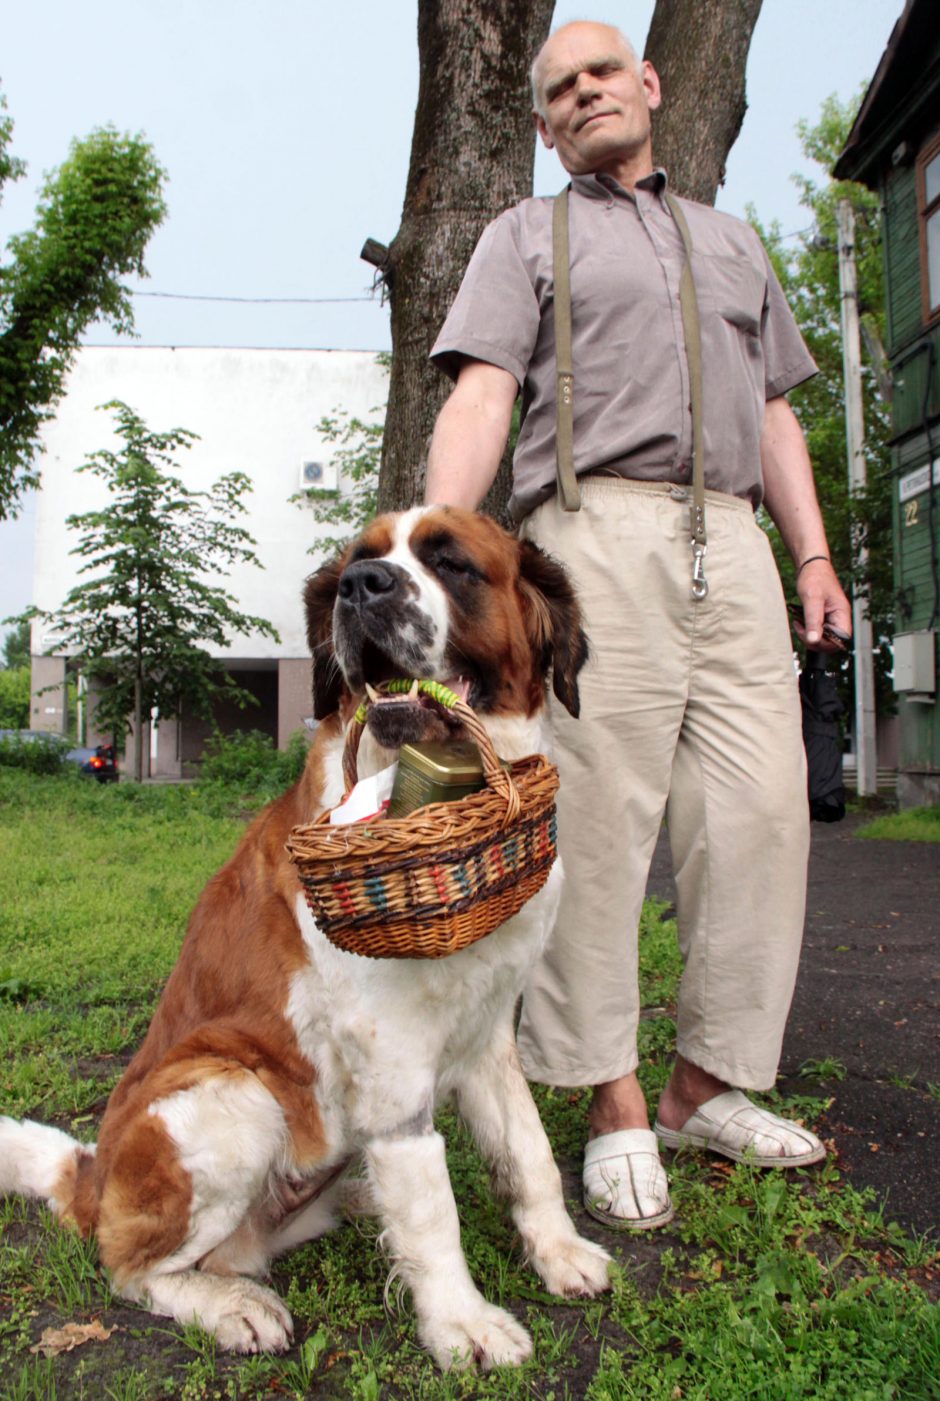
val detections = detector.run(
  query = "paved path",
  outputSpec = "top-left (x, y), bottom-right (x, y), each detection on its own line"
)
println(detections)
top-left (648, 814), bottom-right (939, 1236)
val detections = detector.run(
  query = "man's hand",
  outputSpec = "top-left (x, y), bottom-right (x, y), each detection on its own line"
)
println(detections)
top-left (425, 359), bottom-right (518, 509)
top-left (793, 557), bottom-right (852, 652)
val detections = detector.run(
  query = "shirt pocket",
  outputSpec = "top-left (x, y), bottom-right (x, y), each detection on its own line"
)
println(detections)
top-left (695, 251), bottom-right (766, 336)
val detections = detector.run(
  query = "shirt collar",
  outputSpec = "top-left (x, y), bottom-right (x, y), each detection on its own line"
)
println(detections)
top-left (569, 168), bottom-right (668, 201)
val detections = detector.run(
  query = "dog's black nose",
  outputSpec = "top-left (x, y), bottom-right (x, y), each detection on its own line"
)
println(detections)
top-left (338, 559), bottom-right (399, 607)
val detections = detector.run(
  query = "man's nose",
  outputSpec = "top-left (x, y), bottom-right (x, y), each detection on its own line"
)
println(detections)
top-left (575, 71), bottom-right (601, 103)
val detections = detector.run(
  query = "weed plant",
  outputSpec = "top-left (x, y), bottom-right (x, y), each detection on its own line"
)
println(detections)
top-left (0, 771), bottom-right (937, 1398)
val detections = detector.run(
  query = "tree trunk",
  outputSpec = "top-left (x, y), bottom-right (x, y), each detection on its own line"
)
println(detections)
top-left (645, 0), bottom-right (764, 204)
top-left (378, 0), bottom-right (554, 517)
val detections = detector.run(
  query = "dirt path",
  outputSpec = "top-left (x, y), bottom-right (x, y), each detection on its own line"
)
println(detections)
top-left (647, 814), bottom-right (940, 1236)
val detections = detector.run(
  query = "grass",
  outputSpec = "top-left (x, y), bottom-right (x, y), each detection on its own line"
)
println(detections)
top-left (1, 768), bottom-right (938, 1399)
top-left (856, 804), bottom-right (940, 842)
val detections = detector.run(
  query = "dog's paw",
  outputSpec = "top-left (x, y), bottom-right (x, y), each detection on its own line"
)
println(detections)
top-left (420, 1301), bottom-right (532, 1371)
top-left (213, 1280), bottom-right (294, 1353)
top-left (529, 1233), bottom-right (613, 1297)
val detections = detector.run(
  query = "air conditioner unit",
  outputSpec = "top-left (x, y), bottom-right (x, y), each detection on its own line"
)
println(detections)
top-left (300, 460), bottom-right (338, 492)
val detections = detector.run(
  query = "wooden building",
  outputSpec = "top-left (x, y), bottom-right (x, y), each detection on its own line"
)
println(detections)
top-left (836, 0), bottom-right (940, 806)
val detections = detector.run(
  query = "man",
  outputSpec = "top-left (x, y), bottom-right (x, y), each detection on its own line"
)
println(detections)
top-left (424, 21), bottom-right (851, 1229)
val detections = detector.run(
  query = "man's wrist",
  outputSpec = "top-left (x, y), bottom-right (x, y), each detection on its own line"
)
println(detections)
top-left (795, 554), bottom-right (831, 578)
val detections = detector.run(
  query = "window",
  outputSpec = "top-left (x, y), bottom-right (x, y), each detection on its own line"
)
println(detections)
top-left (918, 130), bottom-right (940, 323)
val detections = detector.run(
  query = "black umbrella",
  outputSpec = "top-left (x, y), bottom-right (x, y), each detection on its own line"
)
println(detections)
top-left (799, 650), bottom-right (846, 823)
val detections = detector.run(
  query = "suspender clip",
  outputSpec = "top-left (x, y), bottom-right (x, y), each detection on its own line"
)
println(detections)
top-left (692, 541), bottom-right (709, 600)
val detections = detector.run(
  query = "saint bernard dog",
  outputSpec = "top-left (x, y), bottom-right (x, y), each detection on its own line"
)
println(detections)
top-left (0, 506), bottom-right (611, 1371)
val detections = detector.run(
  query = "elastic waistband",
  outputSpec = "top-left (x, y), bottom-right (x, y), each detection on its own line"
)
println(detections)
top-left (576, 475), bottom-right (754, 514)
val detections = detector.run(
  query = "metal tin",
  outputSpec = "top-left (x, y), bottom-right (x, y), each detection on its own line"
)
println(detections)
top-left (388, 740), bottom-right (489, 816)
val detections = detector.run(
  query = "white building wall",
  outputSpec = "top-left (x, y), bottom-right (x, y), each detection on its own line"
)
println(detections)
top-left (31, 346), bottom-right (388, 662)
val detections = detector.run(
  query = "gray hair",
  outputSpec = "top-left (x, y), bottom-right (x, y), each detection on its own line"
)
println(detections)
top-left (530, 23), bottom-right (640, 118)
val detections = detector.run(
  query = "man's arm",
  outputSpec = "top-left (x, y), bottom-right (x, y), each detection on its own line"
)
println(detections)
top-left (760, 395), bottom-right (852, 650)
top-left (425, 359), bottom-right (519, 509)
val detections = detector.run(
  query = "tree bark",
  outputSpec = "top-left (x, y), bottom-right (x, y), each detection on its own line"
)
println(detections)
top-left (378, 0), bottom-right (554, 517)
top-left (645, 0), bottom-right (764, 204)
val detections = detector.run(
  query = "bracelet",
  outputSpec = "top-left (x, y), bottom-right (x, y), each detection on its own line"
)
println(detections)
top-left (796, 554), bottom-right (830, 578)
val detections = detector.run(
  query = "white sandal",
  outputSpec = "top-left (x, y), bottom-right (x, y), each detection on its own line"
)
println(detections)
top-left (582, 1129), bottom-right (675, 1229)
top-left (655, 1090), bottom-right (826, 1167)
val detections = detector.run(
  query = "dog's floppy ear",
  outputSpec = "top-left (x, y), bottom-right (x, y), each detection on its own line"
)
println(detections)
top-left (303, 558), bottom-right (345, 720)
top-left (518, 539), bottom-right (589, 718)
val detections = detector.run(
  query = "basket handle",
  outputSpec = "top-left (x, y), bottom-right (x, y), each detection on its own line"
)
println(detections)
top-left (343, 679), bottom-right (521, 824)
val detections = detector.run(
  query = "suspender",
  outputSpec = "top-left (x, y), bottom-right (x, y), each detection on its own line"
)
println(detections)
top-left (552, 185), bottom-right (709, 599)
top-left (551, 190), bottom-right (580, 513)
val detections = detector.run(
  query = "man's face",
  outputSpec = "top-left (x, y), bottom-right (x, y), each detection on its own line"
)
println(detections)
top-left (533, 23), bottom-right (661, 179)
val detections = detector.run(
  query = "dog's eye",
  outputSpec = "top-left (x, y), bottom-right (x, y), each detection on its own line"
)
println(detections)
top-left (437, 555), bottom-right (472, 575)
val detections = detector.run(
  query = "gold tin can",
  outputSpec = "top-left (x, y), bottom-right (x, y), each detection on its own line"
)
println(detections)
top-left (388, 740), bottom-right (494, 817)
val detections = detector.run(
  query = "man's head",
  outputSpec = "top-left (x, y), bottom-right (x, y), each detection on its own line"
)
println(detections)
top-left (530, 21), bottom-right (661, 186)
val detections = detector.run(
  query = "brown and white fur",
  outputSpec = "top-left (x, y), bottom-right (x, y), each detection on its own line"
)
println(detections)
top-left (0, 506), bottom-right (610, 1371)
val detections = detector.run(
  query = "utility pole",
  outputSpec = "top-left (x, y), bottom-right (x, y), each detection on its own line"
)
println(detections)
top-left (837, 198), bottom-right (878, 797)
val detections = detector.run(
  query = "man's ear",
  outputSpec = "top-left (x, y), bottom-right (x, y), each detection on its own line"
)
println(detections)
top-left (303, 558), bottom-right (345, 720)
top-left (534, 111), bottom-right (555, 150)
top-left (518, 539), bottom-right (589, 718)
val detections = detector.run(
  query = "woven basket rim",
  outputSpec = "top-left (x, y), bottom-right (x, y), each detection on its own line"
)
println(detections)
top-left (287, 752), bottom-right (556, 868)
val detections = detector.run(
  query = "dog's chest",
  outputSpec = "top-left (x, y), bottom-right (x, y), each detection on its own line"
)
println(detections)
top-left (285, 867), bottom-right (561, 1146)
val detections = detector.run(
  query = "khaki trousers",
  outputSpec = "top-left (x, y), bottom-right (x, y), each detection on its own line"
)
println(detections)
top-left (517, 478), bottom-right (809, 1091)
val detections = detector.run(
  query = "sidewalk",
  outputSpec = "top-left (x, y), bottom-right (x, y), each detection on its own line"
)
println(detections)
top-left (647, 814), bottom-right (939, 1236)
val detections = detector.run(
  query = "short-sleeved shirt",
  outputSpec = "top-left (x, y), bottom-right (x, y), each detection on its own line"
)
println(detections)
top-left (430, 170), bottom-right (816, 521)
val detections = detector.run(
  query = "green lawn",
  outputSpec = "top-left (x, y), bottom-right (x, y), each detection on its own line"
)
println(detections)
top-left (1, 768), bottom-right (937, 1399)
top-left (857, 804), bottom-right (940, 843)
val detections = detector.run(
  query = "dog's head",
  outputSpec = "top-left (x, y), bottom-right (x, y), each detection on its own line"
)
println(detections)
top-left (303, 506), bottom-right (588, 723)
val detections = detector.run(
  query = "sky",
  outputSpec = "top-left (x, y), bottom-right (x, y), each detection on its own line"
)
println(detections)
top-left (0, 0), bottom-right (903, 641)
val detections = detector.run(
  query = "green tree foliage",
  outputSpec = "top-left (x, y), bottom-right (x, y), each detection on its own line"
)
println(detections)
top-left (23, 402), bottom-right (279, 781)
top-left (0, 87), bottom-right (167, 520)
top-left (751, 93), bottom-right (893, 705)
top-left (0, 668), bottom-right (30, 728)
top-left (1, 618), bottom-right (29, 670)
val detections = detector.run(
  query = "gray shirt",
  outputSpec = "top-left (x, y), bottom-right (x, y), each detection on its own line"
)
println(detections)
top-left (431, 170), bottom-right (816, 521)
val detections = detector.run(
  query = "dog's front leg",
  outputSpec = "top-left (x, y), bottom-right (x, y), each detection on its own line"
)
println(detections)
top-left (365, 1125), bottom-right (532, 1371)
top-left (456, 1028), bottom-right (612, 1298)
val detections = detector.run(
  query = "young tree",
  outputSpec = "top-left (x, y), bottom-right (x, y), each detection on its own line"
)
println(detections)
top-left (0, 89), bottom-right (167, 520)
top-left (24, 402), bottom-right (279, 782)
top-left (751, 93), bottom-right (893, 705)
top-left (376, 0), bottom-right (765, 516)
top-left (1, 619), bottom-right (30, 671)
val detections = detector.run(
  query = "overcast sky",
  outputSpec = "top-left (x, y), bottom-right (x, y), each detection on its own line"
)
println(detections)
top-left (0, 0), bottom-right (902, 639)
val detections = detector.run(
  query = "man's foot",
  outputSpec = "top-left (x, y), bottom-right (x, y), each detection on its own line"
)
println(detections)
top-left (654, 1089), bottom-right (826, 1167)
top-left (582, 1129), bottom-right (675, 1229)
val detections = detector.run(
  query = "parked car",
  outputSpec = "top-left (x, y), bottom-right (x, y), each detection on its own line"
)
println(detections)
top-left (65, 743), bottom-right (119, 784)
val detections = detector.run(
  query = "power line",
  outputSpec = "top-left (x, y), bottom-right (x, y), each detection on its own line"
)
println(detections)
top-left (130, 290), bottom-right (376, 305)
top-left (130, 229), bottom-right (816, 306)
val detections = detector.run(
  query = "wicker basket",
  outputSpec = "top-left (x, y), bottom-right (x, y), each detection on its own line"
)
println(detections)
top-left (286, 679), bottom-right (559, 959)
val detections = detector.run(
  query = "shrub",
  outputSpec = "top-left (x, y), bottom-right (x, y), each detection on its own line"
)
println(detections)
top-left (0, 731), bottom-right (71, 775)
top-left (198, 728), bottom-right (309, 797)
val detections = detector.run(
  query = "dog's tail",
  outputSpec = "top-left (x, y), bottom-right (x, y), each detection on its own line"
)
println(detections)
top-left (0, 1116), bottom-right (98, 1234)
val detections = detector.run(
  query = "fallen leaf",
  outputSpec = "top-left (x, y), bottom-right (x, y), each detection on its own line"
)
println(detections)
top-left (30, 1320), bottom-right (117, 1357)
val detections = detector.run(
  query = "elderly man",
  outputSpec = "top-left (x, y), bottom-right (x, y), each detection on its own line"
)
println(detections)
top-left (425, 21), bottom-right (851, 1229)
